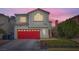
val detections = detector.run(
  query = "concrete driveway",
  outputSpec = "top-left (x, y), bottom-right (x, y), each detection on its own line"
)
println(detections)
top-left (0, 39), bottom-right (40, 51)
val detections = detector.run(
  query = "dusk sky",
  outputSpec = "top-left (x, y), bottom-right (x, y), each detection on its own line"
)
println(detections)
top-left (0, 8), bottom-right (79, 26)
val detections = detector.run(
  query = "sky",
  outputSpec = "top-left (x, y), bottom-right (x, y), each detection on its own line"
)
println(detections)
top-left (0, 8), bottom-right (79, 26)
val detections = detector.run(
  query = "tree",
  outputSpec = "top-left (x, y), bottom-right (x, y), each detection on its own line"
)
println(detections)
top-left (57, 20), bottom-right (79, 38)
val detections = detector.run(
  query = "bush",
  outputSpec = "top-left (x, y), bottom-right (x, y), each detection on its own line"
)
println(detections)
top-left (57, 20), bottom-right (79, 38)
top-left (0, 29), bottom-right (6, 34)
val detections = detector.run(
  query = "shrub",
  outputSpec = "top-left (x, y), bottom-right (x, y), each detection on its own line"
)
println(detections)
top-left (57, 20), bottom-right (79, 38)
top-left (0, 29), bottom-right (6, 34)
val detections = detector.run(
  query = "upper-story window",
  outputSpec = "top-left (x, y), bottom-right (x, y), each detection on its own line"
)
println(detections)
top-left (19, 16), bottom-right (27, 24)
top-left (34, 13), bottom-right (44, 21)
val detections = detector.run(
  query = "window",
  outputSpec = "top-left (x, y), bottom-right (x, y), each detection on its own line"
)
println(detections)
top-left (19, 17), bottom-right (27, 23)
top-left (34, 13), bottom-right (43, 21)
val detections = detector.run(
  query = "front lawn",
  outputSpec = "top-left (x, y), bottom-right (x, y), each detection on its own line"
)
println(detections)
top-left (40, 38), bottom-right (79, 48)
top-left (48, 48), bottom-right (79, 51)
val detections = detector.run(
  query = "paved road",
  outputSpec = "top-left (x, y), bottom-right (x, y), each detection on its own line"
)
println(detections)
top-left (0, 40), bottom-right (40, 51)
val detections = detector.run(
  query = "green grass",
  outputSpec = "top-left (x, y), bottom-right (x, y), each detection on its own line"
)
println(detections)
top-left (48, 48), bottom-right (79, 51)
top-left (40, 38), bottom-right (79, 48)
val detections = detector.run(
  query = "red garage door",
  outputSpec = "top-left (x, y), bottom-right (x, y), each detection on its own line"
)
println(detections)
top-left (17, 29), bottom-right (40, 39)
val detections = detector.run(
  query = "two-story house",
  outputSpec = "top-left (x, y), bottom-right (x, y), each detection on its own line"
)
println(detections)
top-left (14, 8), bottom-right (52, 40)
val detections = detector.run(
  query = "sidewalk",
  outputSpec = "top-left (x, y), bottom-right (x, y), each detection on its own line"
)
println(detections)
top-left (40, 38), bottom-right (58, 40)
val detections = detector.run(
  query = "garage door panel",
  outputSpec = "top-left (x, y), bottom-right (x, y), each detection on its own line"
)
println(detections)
top-left (17, 29), bottom-right (40, 39)
top-left (18, 31), bottom-right (26, 39)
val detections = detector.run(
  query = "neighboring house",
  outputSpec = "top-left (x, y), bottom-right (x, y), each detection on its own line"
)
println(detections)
top-left (15, 8), bottom-right (52, 39)
top-left (67, 15), bottom-right (79, 25)
top-left (0, 14), bottom-right (10, 34)
top-left (0, 14), bottom-right (10, 39)
top-left (58, 15), bottom-right (79, 25)
top-left (9, 16), bottom-right (15, 34)
top-left (0, 14), bottom-right (15, 39)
